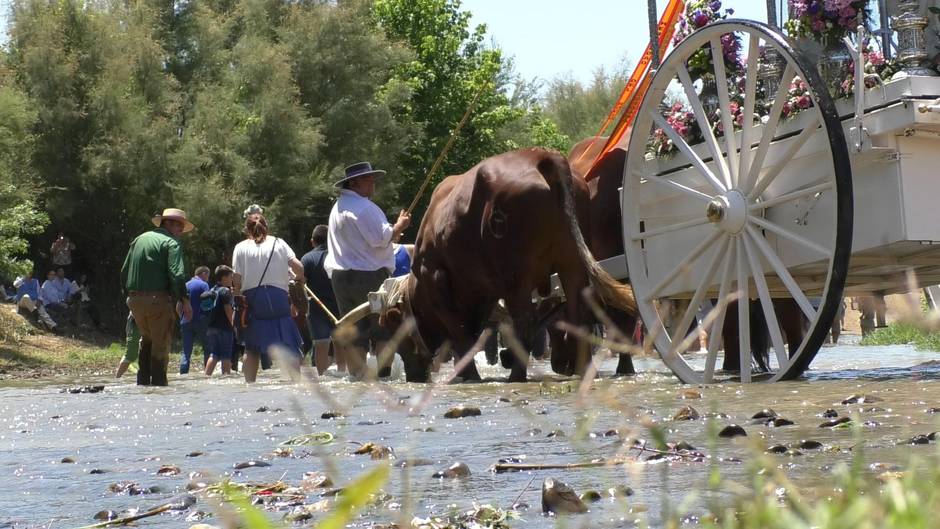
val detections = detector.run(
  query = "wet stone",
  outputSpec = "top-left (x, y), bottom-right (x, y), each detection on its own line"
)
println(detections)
top-left (432, 462), bottom-right (470, 479)
top-left (157, 465), bottom-right (181, 476)
top-left (65, 385), bottom-right (105, 394)
top-left (799, 440), bottom-right (824, 450)
top-left (674, 441), bottom-right (696, 451)
top-left (785, 449), bottom-right (803, 457)
top-left (88, 468), bottom-right (108, 474)
top-left (186, 451), bottom-right (205, 458)
top-left (547, 430), bottom-right (566, 438)
top-left (608, 485), bottom-right (634, 498)
top-left (680, 389), bottom-right (702, 400)
top-left (770, 418), bottom-right (795, 427)
top-left (767, 444), bottom-right (788, 454)
top-left (819, 409), bottom-right (839, 418)
top-left (718, 424), bottom-right (747, 438)
top-left (819, 417), bottom-right (852, 428)
top-left (93, 510), bottom-right (118, 521)
top-left (301, 472), bottom-right (334, 489)
top-left (927, 407), bottom-right (940, 414)
top-left (842, 394), bottom-right (882, 405)
top-left (541, 477), bottom-right (588, 514)
top-left (604, 429), bottom-right (619, 437)
top-left (61, 457), bottom-right (76, 464)
top-left (752, 409), bottom-right (778, 419)
top-left (579, 490), bottom-right (602, 503)
top-left (672, 405), bottom-right (701, 421)
top-left (929, 432), bottom-right (939, 441)
top-left (511, 501), bottom-right (530, 511)
top-left (233, 460), bottom-right (271, 470)
top-left (320, 411), bottom-right (344, 420)
top-left (909, 434), bottom-right (931, 445)
top-left (496, 396), bottom-right (511, 403)
top-left (443, 406), bottom-right (482, 419)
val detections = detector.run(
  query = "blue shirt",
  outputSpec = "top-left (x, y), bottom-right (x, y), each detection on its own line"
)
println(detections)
top-left (14, 277), bottom-right (39, 303)
top-left (301, 245), bottom-right (339, 316)
top-left (182, 276), bottom-right (210, 323)
top-left (392, 245), bottom-right (411, 277)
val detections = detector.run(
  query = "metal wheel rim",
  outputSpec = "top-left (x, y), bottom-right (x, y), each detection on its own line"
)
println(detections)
top-left (622, 20), bottom-right (853, 383)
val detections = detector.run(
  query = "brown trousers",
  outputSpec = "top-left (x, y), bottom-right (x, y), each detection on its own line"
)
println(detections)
top-left (127, 294), bottom-right (176, 386)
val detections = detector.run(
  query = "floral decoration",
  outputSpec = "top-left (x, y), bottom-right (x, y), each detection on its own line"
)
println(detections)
top-left (784, 0), bottom-right (868, 45)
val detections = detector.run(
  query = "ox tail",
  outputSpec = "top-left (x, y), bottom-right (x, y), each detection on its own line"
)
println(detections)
top-left (537, 153), bottom-right (637, 316)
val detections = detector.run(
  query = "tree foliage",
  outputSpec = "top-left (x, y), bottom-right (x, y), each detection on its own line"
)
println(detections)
top-left (541, 65), bottom-right (633, 153)
top-left (1, 0), bottom-right (574, 325)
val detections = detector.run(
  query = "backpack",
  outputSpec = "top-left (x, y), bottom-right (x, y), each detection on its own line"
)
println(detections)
top-left (200, 286), bottom-right (221, 314)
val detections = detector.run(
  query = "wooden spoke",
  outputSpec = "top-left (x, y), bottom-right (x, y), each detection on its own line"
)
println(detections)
top-left (645, 175), bottom-right (716, 203)
top-left (744, 225), bottom-right (817, 320)
top-left (743, 232), bottom-right (789, 369)
top-left (703, 241), bottom-right (736, 383)
top-left (651, 111), bottom-right (726, 194)
top-left (747, 181), bottom-right (831, 211)
top-left (677, 64), bottom-right (732, 189)
top-left (711, 36), bottom-right (739, 187)
top-left (748, 116), bottom-right (821, 200)
top-left (737, 36), bottom-right (761, 188)
top-left (646, 230), bottom-right (724, 300)
top-left (744, 64), bottom-right (795, 193)
top-left (749, 215), bottom-right (829, 257)
top-left (736, 237), bottom-right (751, 382)
top-left (665, 236), bottom-right (730, 359)
top-left (633, 216), bottom-right (710, 240)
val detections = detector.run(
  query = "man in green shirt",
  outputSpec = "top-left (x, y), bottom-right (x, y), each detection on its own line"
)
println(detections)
top-left (120, 208), bottom-right (194, 386)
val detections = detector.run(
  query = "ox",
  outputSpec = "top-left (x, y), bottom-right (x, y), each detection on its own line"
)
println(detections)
top-left (382, 148), bottom-right (637, 382)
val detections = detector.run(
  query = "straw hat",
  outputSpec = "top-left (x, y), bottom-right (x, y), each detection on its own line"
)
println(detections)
top-left (151, 208), bottom-right (195, 233)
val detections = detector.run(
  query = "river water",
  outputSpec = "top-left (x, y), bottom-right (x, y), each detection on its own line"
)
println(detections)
top-left (3, 341), bottom-right (940, 528)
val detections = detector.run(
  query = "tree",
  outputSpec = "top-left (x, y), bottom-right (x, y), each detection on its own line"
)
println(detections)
top-left (542, 64), bottom-right (633, 153)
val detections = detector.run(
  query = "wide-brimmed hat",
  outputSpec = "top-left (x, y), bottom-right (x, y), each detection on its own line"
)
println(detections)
top-left (334, 162), bottom-right (386, 188)
top-left (151, 208), bottom-right (195, 233)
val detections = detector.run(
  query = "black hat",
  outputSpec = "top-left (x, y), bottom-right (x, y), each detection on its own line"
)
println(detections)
top-left (334, 162), bottom-right (386, 188)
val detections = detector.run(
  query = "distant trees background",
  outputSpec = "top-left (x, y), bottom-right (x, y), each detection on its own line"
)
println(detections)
top-left (0, 0), bottom-right (624, 328)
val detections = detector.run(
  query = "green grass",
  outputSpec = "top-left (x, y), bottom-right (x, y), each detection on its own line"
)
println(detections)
top-left (860, 322), bottom-right (940, 351)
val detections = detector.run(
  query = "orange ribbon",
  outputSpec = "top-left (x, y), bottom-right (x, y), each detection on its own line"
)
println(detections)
top-left (583, 0), bottom-right (685, 179)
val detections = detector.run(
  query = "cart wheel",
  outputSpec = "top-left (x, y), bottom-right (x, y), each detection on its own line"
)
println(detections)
top-left (622, 20), bottom-right (852, 383)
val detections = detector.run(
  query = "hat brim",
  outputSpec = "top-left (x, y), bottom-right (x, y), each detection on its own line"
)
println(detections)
top-left (334, 170), bottom-right (386, 188)
top-left (152, 215), bottom-right (195, 233)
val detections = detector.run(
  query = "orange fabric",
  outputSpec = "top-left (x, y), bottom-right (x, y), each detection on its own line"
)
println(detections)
top-left (583, 0), bottom-right (685, 179)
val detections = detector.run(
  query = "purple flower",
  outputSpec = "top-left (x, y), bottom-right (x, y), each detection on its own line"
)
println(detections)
top-left (692, 9), bottom-right (711, 28)
top-left (709, 0), bottom-right (722, 11)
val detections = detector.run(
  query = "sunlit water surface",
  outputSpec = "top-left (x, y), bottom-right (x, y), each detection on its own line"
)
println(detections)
top-left (4, 341), bottom-right (940, 528)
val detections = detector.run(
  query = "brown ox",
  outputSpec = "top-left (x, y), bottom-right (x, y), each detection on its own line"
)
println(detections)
top-left (569, 137), bottom-right (806, 373)
top-left (387, 148), bottom-right (637, 382)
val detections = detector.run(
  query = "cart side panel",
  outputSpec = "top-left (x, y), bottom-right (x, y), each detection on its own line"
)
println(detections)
top-left (898, 134), bottom-right (940, 242)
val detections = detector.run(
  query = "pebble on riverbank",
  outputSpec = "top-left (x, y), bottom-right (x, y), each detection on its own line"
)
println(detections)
top-left (432, 462), bottom-right (471, 479)
top-left (718, 425), bottom-right (747, 438)
top-left (542, 477), bottom-right (587, 514)
top-left (444, 406), bottom-right (482, 419)
top-left (672, 405), bottom-right (701, 421)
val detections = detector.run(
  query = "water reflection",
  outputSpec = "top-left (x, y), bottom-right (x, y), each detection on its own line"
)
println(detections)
top-left (2, 343), bottom-right (940, 528)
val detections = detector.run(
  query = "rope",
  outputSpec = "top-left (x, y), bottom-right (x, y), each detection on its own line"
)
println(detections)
top-left (406, 81), bottom-right (489, 215)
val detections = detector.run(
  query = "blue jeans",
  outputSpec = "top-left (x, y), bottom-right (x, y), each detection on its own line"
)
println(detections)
top-left (180, 317), bottom-right (209, 374)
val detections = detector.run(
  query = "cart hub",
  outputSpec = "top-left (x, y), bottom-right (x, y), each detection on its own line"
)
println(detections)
top-left (707, 190), bottom-right (747, 234)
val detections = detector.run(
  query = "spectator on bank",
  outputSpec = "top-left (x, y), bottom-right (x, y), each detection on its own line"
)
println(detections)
top-left (232, 212), bottom-right (305, 383)
top-left (204, 265), bottom-right (236, 376)
top-left (179, 266), bottom-right (211, 374)
top-left (14, 270), bottom-right (57, 329)
top-left (50, 232), bottom-right (76, 276)
top-left (115, 312), bottom-right (140, 378)
top-left (302, 225), bottom-right (341, 376)
top-left (71, 273), bottom-right (100, 328)
top-left (121, 208), bottom-right (194, 386)
top-left (325, 162), bottom-right (410, 378)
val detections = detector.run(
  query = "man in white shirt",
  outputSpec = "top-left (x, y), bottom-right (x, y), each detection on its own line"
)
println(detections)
top-left (325, 162), bottom-right (410, 377)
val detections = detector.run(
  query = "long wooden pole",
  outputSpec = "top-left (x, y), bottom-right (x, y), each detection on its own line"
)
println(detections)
top-left (406, 81), bottom-right (489, 215)
top-left (303, 284), bottom-right (339, 324)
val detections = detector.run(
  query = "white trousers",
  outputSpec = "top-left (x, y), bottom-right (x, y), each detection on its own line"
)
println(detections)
top-left (17, 295), bottom-right (57, 328)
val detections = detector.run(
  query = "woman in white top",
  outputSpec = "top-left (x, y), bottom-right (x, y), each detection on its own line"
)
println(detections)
top-left (232, 213), bottom-right (305, 382)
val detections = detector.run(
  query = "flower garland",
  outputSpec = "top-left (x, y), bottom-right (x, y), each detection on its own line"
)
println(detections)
top-left (784, 0), bottom-right (869, 46)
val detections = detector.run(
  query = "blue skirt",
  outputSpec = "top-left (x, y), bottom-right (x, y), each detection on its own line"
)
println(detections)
top-left (243, 285), bottom-right (303, 362)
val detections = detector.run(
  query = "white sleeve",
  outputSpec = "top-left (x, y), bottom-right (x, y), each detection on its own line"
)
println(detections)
top-left (13, 277), bottom-right (24, 288)
top-left (232, 246), bottom-right (243, 275)
top-left (279, 238), bottom-right (296, 261)
top-left (356, 203), bottom-right (394, 248)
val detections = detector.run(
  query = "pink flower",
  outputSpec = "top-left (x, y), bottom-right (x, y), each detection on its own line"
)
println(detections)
top-left (798, 95), bottom-right (812, 109)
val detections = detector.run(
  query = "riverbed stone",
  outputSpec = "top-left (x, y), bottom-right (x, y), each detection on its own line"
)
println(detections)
top-left (432, 462), bottom-right (470, 479)
top-left (157, 465), bottom-right (181, 476)
top-left (233, 460), bottom-right (271, 469)
top-left (61, 457), bottom-right (75, 463)
top-left (674, 441), bottom-right (696, 451)
top-left (751, 409), bottom-right (778, 419)
top-left (819, 409), bottom-right (838, 418)
top-left (579, 490), bottom-right (602, 502)
top-left (541, 477), bottom-right (588, 514)
top-left (819, 417), bottom-right (851, 428)
top-left (718, 424), bottom-right (747, 438)
top-left (321, 411), bottom-right (344, 419)
top-left (680, 389), bottom-right (702, 400)
top-left (770, 418), bottom-right (795, 427)
top-left (444, 406), bottom-right (482, 419)
top-left (842, 394), bottom-right (882, 405)
top-left (767, 444), bottom-right (788, 454)
top-left (608, 485), bottom-right (634, 498)
top-left (909, 434), bottom-right (931, 445)
top-left (672, 405), bottom-right (700, 421)
top-left (799, 440), bottom-right (824, 450)
top-left (929, 432), bottom-right (939, 441)
top-left (301, 472), bottom-right (334, 489)
top-left (93, 510), bottom-right (118, 521)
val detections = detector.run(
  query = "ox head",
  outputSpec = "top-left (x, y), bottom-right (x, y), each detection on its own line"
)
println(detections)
top-left (333, 275), bottom-right (434, 383)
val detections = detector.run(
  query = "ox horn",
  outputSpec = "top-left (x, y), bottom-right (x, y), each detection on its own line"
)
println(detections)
top-left (335, 301), bottom-right (371, 328)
